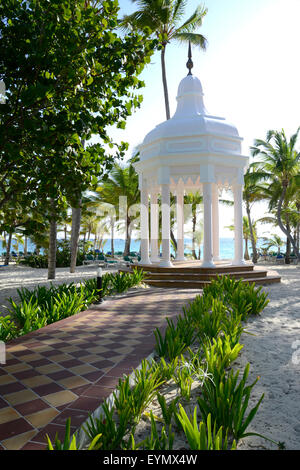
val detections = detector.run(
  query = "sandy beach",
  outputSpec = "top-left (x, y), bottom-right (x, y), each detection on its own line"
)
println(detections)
top-left (0, 263), bottom-right (117, 316)
top-left (0, 262), bottom-right (299, 449)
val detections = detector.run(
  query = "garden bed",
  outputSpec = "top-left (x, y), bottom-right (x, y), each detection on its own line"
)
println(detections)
top-left (46, 276), bottom-right (283, 451)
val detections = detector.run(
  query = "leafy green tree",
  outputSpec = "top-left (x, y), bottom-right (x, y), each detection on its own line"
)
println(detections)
top-left (0, 0), bottom-right (155, 278)
top-left (121, 0), bottom-right (207, 120)
top-left (251, 128), bottom-right (300, 261)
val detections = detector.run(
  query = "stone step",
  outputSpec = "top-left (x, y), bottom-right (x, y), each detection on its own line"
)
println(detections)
top-left (145, 275), bottom-right (281, 289)
top-left (133, 263), bottom-right (255, 274)
top-left (140, 270), bottom-right (268, 281)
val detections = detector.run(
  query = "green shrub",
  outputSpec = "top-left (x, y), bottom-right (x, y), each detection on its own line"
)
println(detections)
top-left (197, 363), bottom-right (264, 441)
top-left (0, 315), bottom-right (18, 341)
top-left (176, 407), bottom-right (236, 450)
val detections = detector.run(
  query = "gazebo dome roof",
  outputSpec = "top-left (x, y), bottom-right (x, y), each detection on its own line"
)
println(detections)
top-left (142, 74), bottom-right (240, 150)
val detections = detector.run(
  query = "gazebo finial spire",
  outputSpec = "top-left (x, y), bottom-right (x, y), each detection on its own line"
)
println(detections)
top-left (186, 40), bottom-right (193, 76)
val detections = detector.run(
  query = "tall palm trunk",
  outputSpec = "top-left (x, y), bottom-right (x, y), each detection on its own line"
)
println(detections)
top-left (4, 230), bottom-right (13, 265)
top-left (191, 211), bottom-right (197, 259)
top-left (124, 215), bottom-right (132, 256)
top-left (48, 201), bottom-right (57, 280)
top-left (110, 216), bottom-right (115, 256)
top-left (70, 201), bottom-right (81, 273)
top-left (244, 238), bottom-right (250, 260)
top-left (161, 45), bottom-right (170, 121)
top-left (246, 202), bottom-right (258, 263)
top-left (24, 236), bottom-right (28, 256)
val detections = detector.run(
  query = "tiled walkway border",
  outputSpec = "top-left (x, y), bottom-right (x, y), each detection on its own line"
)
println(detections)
top-left (0, 288), bottom-right (200, 450)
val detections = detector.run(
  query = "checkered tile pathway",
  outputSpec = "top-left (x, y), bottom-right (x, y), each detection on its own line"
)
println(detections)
top-left (0, 288), bottom-right (199, 450)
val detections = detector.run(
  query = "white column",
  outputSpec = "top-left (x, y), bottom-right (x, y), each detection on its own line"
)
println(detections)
top-left (202, 182), bottom-right (215, 268)
top-left (232, 184), bottom-right (245, 265)
top-left (150, 191), bottom-right (160, 263)
top-left (176, 190), bottom-right (185, 261)
top-left (160, 184), bottom-right (173, 267)
top-left (212, 183), bottom-right (220, 261)
top-left (139, 184), bottom-right (151, 265)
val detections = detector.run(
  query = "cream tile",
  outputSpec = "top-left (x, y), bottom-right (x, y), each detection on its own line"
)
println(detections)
top-left (4, 363), bottom-right (32, 374)
top-left (26, 408), bottom-right (59, 428)
top-left (69, 364), bottom-right (98, 375)
top-left (36, 364), bottom-right (63, 374)
top-left (18, 353), bottom-right (43, 362)
top-left (43, 390), bottom-right (78, 407)
top-left (47, 354), bottom-right (73, 363)
top-left (21, 375), bottom-right (52, 388)
top-left (0, 374), bottom-right (16, 386)
top-left (2, 430), bottom-right (38, 450)
top-left (0, 407), bottom-right (20, 424)
top-left (58, 375), bottom-right (90, 389)
top-left (4, 389), bottom-right (39, 406)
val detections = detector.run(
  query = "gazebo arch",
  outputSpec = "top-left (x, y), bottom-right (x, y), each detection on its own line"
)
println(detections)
top-left (134, 47), bottom-right (249, 268)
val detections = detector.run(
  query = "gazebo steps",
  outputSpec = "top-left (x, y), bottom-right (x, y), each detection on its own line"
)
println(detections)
top-left (119, 263), bottom-right (281, 289)
top-left (144, 275), bottom-right (281, 289)
top-left (140, 270), bottom-right (268, 281)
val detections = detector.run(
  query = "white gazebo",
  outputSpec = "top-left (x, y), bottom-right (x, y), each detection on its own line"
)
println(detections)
top-left (134, 51), bottom-right (249, 269)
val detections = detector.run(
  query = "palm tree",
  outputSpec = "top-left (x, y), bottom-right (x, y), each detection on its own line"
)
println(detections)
top-left (226, 216), bottom-right (257, 261)
top-left (262, 234), bottom-right (284, 256)
top-left (121, 0), bottom-right (208, 120)
top-left (243, 164), bottom-right (268, 263)
top-left (251, 128), bottom-right (300, 261)
top-left (184, 191), bottom-right (203, 259)
top-left (94, 163), bottom-right (140, 256)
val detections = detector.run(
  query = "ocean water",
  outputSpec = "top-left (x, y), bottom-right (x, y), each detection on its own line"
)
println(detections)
top-left (0, 237), bottom-right (266, 260)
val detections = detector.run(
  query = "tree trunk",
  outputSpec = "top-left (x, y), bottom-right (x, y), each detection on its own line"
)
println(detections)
top-left (246, 202), bottom-right (258, 263)
top-left (244, 238), bottom-right (250, 260)
top-left (70, 202), bottom-right (81, 273)
top-left (170, 229), bottom-right (177, 253)
top-left (24, 236), bottom-right (28, 256)
top-left (48, 202), bottom-right (57, 280)
top-left (110, 216), bottom-right (115, 256)
top-left (296, 202), bottom-right (300, 251)
top-left (277, 184), bottom-right (300, 260)
top-left (192, 212), bottom-right (197, 259)
top-left (124, 215), bottom-right (132, 256)
top-left (161, 45), bottom-right (170, 121)
top-left (4, 231), bottom-right (13, 265)
top-left (285, 221), bottom-right (291, 264)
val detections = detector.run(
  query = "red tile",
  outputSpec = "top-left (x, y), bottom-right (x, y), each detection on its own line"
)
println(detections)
top-left (90, 360), bottom-right (115, 370)
top-left (0, 397), bottom-right (8, 409)
top-left (95, 375), bottom-right (119, 388)
top-left (29, 358), bottom-right (52, 367)
top-left (67, 396), bottom-right (102, 412)
top-left (0, 381), bottom-right (26, 395)
top-left (51, 408), bottom-right (89, 427)
top-left (31, 423), bottom-right (77, 445)
top-left (47, 370), bottom-right (74, 380)
top-left (81, 371), bottom-right (105, 383)
top-left (13, 369), bottom-right (41, 380)
top-left (32, 382), bottom-right (64, 396)
top-left (14, 398), bottom-right (50, 416)
top-left (0, 418), bottom-right (34, 441)
top-left (22, 441), bottom-right (47, 450)
top-left (82, 385), bottom-right (112, 399)
top-left (59, 359), bottom-right (83, 369)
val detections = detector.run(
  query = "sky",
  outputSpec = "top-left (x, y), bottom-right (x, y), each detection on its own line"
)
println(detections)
top-left (97, 0), bottom-right (300, 239)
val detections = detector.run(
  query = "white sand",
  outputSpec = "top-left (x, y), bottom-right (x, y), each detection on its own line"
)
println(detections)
top-left (1, 262), bottom-right (300, 449)
top-left (0, 263), bottom-right (117, 315)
